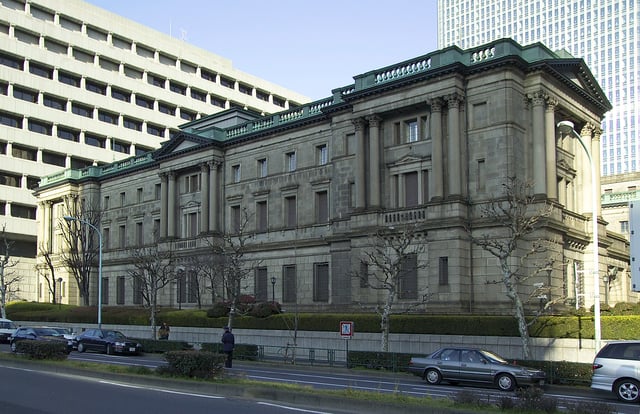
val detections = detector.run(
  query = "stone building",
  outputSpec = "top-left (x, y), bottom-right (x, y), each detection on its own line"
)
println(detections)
top-left (33, 39), bottom-right (636, 314)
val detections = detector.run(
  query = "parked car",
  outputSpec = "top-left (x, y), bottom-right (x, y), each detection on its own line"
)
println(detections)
top-left (76, 329), bottom-right (143, 355)
top-left (9, 326), bottom-right (74, 353)
top-left (0, 318), bottom-right (17, 343)
top-left (591, 340), bottom-right (640, 403)
top-left (407, 347), bottom-right (546, 391)
top-left (45, 326), bottom-right (78, 349)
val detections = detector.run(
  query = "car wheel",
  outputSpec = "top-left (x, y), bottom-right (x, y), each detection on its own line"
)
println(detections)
top-left (425, 369), bottom-right (442, 385)
top-left (495, 373), bottom-right (516, 391)
top-left (10, 341), bottom-right (16, 353)
top-left (77, 342), bottom-right (86, 353)
top-left (615, 379), bottom-right (640, 403)
top-left (106, 344), bottom-right (113, 355)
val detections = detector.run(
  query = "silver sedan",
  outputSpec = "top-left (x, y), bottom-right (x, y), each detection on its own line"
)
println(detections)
top-left (407, 347), bottom-right (546, 391)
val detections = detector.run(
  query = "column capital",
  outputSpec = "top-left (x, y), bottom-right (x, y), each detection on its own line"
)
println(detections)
top-left (545, 95), bottom-right (558, 111)
top-left (200, 162), bottom-right (210, 172)
top-left (581, 123), bottom-right (595, 138)
top-left (365, 115), bottom-right (382, 127)
top-left (528, 90), bottom-right (547, 106)
top-left (352, 118), bottom-right (366, 131)
top-left (430, 97), bottom-right (444, 112)
top-left (446, 93), bottom-right (464, 108)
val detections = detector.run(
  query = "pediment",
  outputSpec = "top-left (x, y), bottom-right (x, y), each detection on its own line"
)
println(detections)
top-left (388, 154), bottom-right (428, 168)
top-left (155, 132), bottom-right (213, 159)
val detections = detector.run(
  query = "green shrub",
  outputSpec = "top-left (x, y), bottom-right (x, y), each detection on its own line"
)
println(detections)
top-left (134, 338), bottom-right (192, 353)
top-left (15, 341), bottom-right (68, 360)
top-left (206, 303), bottom-right (230, 318)
top-left (160, 350), bottom-right (225, 379)
top-left (248, 302), bottom-right (280, 318)
top-left (200, 342), bottom-right (259, 361)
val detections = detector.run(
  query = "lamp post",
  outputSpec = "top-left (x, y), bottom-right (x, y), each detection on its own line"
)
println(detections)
top-left (64, 216), bottom-right (102, 329)
top-left (557, 120), bottom-right (601, 351)
top-left (270, 276), bottom-right (276, 303)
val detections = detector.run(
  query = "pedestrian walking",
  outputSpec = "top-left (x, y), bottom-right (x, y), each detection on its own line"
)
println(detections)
top-left (158, 322), bottom-right (170, 340)
top-left (221, 326), bottom-right (235, 368)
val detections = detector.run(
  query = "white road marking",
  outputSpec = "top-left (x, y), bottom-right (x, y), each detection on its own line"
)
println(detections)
top-left (257, 401), bottom-right (333, 413)
top-left (98, 380), bottom-right (224, 398)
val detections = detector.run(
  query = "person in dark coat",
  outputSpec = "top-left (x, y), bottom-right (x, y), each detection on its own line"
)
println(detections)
top-left (158, 322), bottom-right (170, 340)
top-left (221, 326), bottom-right (235, 368)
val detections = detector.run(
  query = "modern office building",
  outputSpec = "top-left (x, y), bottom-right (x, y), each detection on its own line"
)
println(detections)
top-left (34, 39), bottom-right (636, 314)
top-left (437, 0), bottom-right (638, 237)
top-left (0, 0), bottom-right (309, 299)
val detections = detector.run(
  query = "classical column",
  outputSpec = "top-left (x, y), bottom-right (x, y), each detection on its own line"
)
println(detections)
top-left (167, 171), bottom-right (177, 238)
top-left (447, 94), bottom-right (462, 196)
top-left (558, 177), bottom-right (566, 207)
top-left (210, 162), bottom-right (220, 232)
top-left (592, 127), bottom-right (603, 216)
top-left (531, 91), bottom-right (547, 195)
top-left (580, 124), bottom-right (595, 216)
top-left (200, 163), bottom-right (210, 234)
top-left (430, 98), bottom-right (444, 200)
top-left (159, 173), bottom-right (168, 238)
top-left (366, 115), bottom-right (382, 208)
top-left (353, 118), bottom-right (367, 209)
top-left (545, 97), bottom-right (558, 200)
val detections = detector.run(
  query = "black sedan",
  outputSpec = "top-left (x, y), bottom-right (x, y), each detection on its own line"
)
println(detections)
top-left (407, 347), bottom-right (546, 391)
top-left (76, 329), bottom-right (143, 355)
top-left (9, 326), bottom-right (74, 353)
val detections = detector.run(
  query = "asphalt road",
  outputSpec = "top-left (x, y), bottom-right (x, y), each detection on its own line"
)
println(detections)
top-left (1, 344), bottom-right (638, 414)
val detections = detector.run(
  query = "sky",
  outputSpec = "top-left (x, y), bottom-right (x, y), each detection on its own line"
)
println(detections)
top-left (85, 0), bottom-right (439, 101)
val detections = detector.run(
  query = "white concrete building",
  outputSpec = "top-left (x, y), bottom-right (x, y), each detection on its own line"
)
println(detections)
top-left (0, 0), bottom-right (308, 301)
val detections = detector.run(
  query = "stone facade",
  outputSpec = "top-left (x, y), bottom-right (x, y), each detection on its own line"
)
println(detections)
top-left (33, 39), bottom-right (638, 315)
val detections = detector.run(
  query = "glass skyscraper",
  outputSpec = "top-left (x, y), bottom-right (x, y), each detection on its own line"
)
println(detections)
top-left (438, 0), bottom-right (637, 177)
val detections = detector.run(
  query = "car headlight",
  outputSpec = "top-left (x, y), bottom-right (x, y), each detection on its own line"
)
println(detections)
top-left (115, 341), bottom-right (125, 346)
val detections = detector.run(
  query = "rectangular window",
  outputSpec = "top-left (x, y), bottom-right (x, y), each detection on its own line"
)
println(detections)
top-left (85, 134), bottom-right (106, 148)
top-left (285, 196), bottom-right (297, 227)
top-left (137, 188), bottom-right (143, 203)
top-left (201, 69), bottom-right (216, 82)
top-left (112, 140), bottom-right (130, 154)
top-left (0, 111), bottom-right (22, 128)
top-left (135, 95), bottom-right (154, 109)
top-left (316, 191), bottom-right (328, 223)
top-left (258, 158), bottom-right (267, 178)
top-left (183, 174), bottom-right (200, 193)
top-left (133, 277), bottom-right (142, 304)
top-left (103, 196), bottom-right (109, 209)
top-left (72, 102), bottom-right (93, 118)
top-left (29, 62), bottom-right (53, 79)
top-left (13, 86), bottom-right (38, 103)
top-left (256, 201), bottom-right (267, 232)
top-left (120, 192), bottom-right (126, 207)
top-left (186, 212), bottom-right (198, 237)
top-left (154, 184), bottom-right (161, 200)
top-left (317, 144), bottom-right (328, 165)
top-left (399, 254), bottom-right (418, 299)
top-left (123, 117), bottom-right (142, 131)
top-left (98, 110), bottom-right (118, 125)
top-left (103, 228), bottom-right (110, 250)
top-left (190, 88), bottom-right (206, 102)
top-left (101, 278), bottom-right (109, 305)
top-left (286, 151), bottom-right (296, 172)
top-left (13, 144), bottom-right (37, 161)
top-left (621, 221), bottom-right (630, 234)
top-left (439, 256), bottom-right (449, 285)
top-left (313, 263), bottom-right (329, 302)
top-left (136, 222), bottom-right (143, 245)
top-left (58, 71), bottom-right (81, 87)
top-left (158, 102), bottom-right (176, 115)
top-left (0, 52), bottom-right (24, 70)
top-left (85, 79), bottom-right (106, 95)
top-left (283, 265), bottom-right (297, 303)
top-left (359, 262), bottom-right (369, 288)
top-left (119, 224), bottom-right (126, 248)
top-left (405, 119), bottom-right (418, 142)
top-left (255, 267), bottom-right (268, 302)
top-left (232, 165), bottom-right (241, 183)
top-left (147, 123), bottom-right (164, 137)
top-left (169, 81), bottom-right (186, 95)
top-left (28, 119), bottom-right (52, 135)
top-left (404, 172), bottom-right (419, 207)
top-left (477, 159), bottom-right (486, 192)
top-left (57, 127), bottom-right (79, 142)
top-left (111, 88), bottom-right (131, 102)
top-left (147, 74), bottom-right (165, 88)
top-left (43, 94), bottom-right (66, 111)
top-left (231, 205), bottom-right (241, 233)
top-left (116, 276), bottom-right (125, 305)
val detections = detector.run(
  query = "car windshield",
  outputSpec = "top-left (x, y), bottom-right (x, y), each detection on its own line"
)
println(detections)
top-left (34, 328), bottom-right (61, 336)
top-left (0, 321), bottom-right (16, 329)
top-left (51, 328), bottom-right (71, 335)
top-left (105, 331), bottom-right (126, 339)
top-left (479, 350), bottom-right (508, 363)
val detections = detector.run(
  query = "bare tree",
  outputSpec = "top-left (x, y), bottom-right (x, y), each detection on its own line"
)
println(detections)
top-left (207, 207), bottom-right (261, 329)
top-left (36, 244), bottom-right (59, 303)
top-left (59, 197), bottom-right (102, 306)
top-left (467, 177), bottom-right (554, 359)
top-left (127, 243), bottom-right (177, 339)
top-left (353, 223), bottom-right (429, 352)
top-left (0, 225), bottom-right (21, 318)
top-left (182, 254), bottom-right (220, 309)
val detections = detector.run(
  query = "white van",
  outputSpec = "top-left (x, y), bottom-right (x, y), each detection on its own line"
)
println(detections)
top-left (0, 318), bottom-right (17, 343)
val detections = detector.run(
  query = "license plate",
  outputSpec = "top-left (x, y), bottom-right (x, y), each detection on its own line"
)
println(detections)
top-left (129, 347), bottom-right (136, 352)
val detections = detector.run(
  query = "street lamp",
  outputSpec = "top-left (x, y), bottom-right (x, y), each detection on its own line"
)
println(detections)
top-left (557, 120), bottom-right (601, 351)
top-left (64, 216), bottom-right (102, 329)
top-left (270, 276), bottom-right (276, 303)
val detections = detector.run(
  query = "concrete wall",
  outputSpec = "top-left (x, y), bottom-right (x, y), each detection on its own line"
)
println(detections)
top-left (31, 322), bottom-right (597, 364)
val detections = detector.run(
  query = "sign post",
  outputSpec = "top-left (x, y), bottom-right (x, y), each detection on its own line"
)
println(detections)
top-left (340, 321), bottom-right (354, 365)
